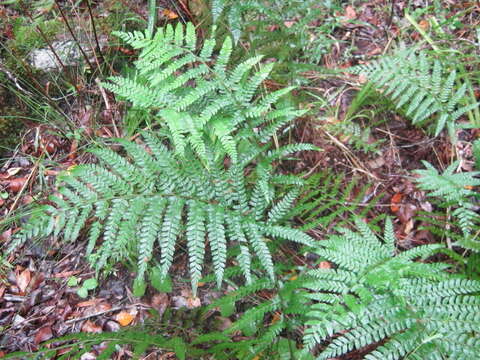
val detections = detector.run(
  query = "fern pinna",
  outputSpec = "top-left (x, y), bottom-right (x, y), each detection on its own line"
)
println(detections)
top-left (415, 160), bottom-right (480, 253)
top-left (102, 22), bottom-right (304, 165)
top-left (350, 49), bottom-right (479, 138)
top-left (301, 218), bottom-right (480, 359)
top-left (10, 133), bottom-right (315, 295)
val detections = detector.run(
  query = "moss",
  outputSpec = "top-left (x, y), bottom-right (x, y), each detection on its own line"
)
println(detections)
top-left (0, 117), bottom-right (23, 157)
top-left (10, 17), bottom-right (63, 53)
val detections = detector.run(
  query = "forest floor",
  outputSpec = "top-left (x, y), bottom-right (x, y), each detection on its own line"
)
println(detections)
top-left (0, 0), bottom-right (479, 358)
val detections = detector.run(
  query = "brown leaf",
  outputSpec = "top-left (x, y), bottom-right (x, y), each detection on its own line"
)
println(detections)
top-left (419, 19), bottom-right (429, 30)
top-left (34, 326), bottom-right (53, 345)
top-left (54, 270), bottom-right (81, 279)
top-left (76, 299), bottom-right (101, 308)
top-left (404, 219), bottom-right (414, 234)
top-left (186, 296), bottom-right (201, 309)
top-left (67, 140), bottom-right (78, 161)
top-left (151, 293), bottom-right (170, 317)
top-left (116, 311), bottom-right (134, 326)
top-left (213, 316), bottom-right (232, 331)
top-left (180, 289), bottom-right (202, 309)
top-left (398, 204), bottom-right (417, 224)
top-left (319, 261), bottom-right (332, 269)
top-left (4, 177), bottom-right (28, 193)
top-left (7, 167), bottom-right (22, 177)
top-left (0, 229), bottom-right (12, 243)
top-left (344, 5), bottom-right (357, 20)
top-left (162, 9), bottom-right (179, 19)
top-left (390, 193), bottom-right (403, 213)
top-left (16, 269), bottom-right (31, 293)
top-left (81, 320), bottom-right (102, 333)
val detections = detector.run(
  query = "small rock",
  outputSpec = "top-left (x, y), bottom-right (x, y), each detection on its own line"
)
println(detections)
top-left (104, 320), bottom-right (121, 332)
top-left (12, 314), bottom-right (25, 326)
top-left (80, 352), bottom-right (97, 360)
top-left (29, 41), bottom-right (81, 71)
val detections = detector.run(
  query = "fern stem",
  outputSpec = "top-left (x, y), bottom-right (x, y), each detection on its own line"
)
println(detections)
top-left (147, 0), bottom-right (157, 37)
top-left (405, 12), bottom-right (439, 51)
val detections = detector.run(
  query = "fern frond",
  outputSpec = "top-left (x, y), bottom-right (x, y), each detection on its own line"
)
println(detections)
top-left (105, 22), bottom-right (302, 164)
top-left (350, 49), bottom-right (479, 137)
top-left (301, 219), bottom-right (480, 359)
top-left (11, 133), bottom-right (311, 294)
top-left (415, 160), bottom-right (480, 246)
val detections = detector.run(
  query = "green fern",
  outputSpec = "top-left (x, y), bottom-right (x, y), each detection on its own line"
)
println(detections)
top-left (301, 218), bottom-right (480, 359)
top-left (288, 171), bottom-right (384, 233)
top-left (210, 0), bottom-right (337, 67)
top-left (103, 22), bottom-right (304, 165)
top-left (199, 264), bottom-right (312, 360)
top-left (2, 329), bottom-right (193, 360)
top-left (415, 160), bottom-right (480, 252)
top-left (9, 134), bottom-right (315, 295)
top-left (349, 49), bottom-right (479, 138)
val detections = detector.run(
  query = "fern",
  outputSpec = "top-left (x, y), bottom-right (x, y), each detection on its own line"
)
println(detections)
top-left (103, 22), bottom-right (304, 165)
top-left (200, 266), bottom-right (312, 360)
top-left (288, 171), bottom-right (384, 233)
top-left (2, 328), bottom-right (193, 360)
top-left (415, 160), bottom-right (480, 252)
top-left (209, 0), bottom-right (337, 67)
top-left (9, 134), bottom-right (315, 295)
top-left (349, 49), bottom-right (479, 138)
top-left (301, 218), bottom-right (480, 359)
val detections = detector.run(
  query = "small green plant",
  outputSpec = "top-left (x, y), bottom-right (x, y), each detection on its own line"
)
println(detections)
top-left (1, 329), bottom-right (190, 360)
top-left (301, 218), bottom-right (480, 359)
top-left (68, 277), bottom-right (99, 298)
top-left (349, 49), bottom-right (479, 138)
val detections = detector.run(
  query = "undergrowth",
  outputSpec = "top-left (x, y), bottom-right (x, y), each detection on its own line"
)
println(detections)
top-left (3, 2), bottom-right (480, 359)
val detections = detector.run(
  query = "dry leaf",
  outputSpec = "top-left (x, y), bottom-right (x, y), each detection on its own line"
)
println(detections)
top-left (404, 219), bottom-right (414, 234)
top-left (81, 320), bottom-right (102, 333)
top-left (34, 326), bottom-right (53, 344)
top-left (162, 9), bottom-right (179, 19)
top-left (319, 261), bottom-right (332, 269)
top-left (398, 204), bottom-right (417, 224)
top-left (116, 311), bottom-right (134, 326)
top-left (270, 312), bottom-right (282, 325)
top-left (5, 177), bottom-right (27, 193)
top-left (151, 293), bottom-right (170, 317)
top-left (187, 296), bottom-right (202, 309)
top-left (390, 193), bottom-right (403, 213)
top-left (0, 229), bottom-right (12, 243)
top-left (213, 316), bottom-right (232, 331)
top-left (7, 167), bottom-right (21, 177)
top-left (344, 5), bottom-right (357, 20)
top-left (76, 299), bottom-right (102, 308)
top-left (16, 269), bottom-right (31, 293)
top-left (419, 19), bottom-right (429, 30)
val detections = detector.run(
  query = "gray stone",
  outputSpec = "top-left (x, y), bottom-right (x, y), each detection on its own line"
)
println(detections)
top-left (29, 40), bottom-right (82, 71)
